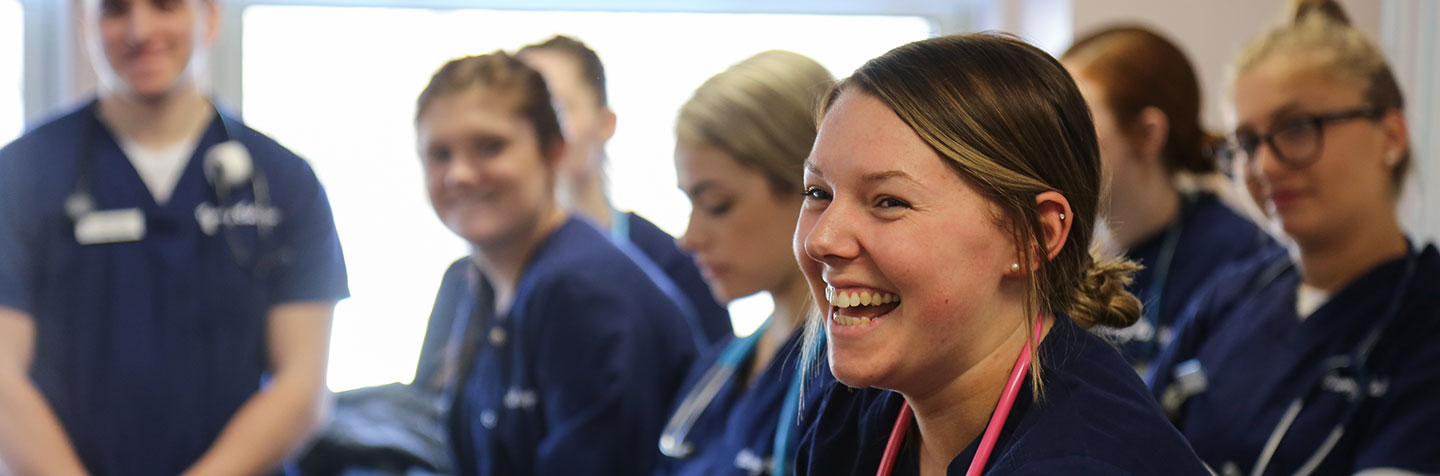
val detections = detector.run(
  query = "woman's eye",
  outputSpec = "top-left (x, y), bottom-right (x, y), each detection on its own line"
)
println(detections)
top-left (474, 139), bottom-right (506, 157)
top-left (426, 147), bottom-right (451, 164)
top-left (707, 201), bottom-right (733, 216)
top-left (876, 196), bottom-right (910, 209)
top-left (803, 186), bottom-right (832, 201)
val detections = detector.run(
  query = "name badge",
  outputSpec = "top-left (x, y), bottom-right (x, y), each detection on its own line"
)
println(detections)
top-left (75, 208), bottom-right (146, 245)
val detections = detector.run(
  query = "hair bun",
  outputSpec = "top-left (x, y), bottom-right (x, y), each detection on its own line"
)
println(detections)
top-left (1066, 252), bottom-right (1142, 330)
top-left (1288, 0), bottom-right (1351, 26)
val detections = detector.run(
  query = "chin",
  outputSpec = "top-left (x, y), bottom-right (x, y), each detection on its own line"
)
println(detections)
top-left (827, 346), bottom-right (890, 390)
top-left (445, 218), bottom-right (509, 247)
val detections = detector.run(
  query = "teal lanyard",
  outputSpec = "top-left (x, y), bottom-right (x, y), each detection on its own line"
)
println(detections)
top-left (770, 330), bottom-right (823, 475)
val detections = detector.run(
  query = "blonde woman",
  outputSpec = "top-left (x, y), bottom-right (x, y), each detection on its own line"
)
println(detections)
top-left (655, 50), bottom-right (833, 476)
top-left (1150, 1), bottom-right (1439, 474)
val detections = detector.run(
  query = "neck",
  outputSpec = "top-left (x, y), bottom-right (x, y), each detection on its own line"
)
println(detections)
top-left (1294, 215), bottom-right (1407, 293)
top-left (97, 87), bottom-right (212, 148)
top-left (560, 167), bottom-right (612, 230)
top-left (907, 314), bottom-right (1049, 476)
top-left (470, 207), bottom-right (568, 314)
top-left (745, 271), bottom-right (812, 388)
top-left (1110, 175), bottom-right (1182, 250)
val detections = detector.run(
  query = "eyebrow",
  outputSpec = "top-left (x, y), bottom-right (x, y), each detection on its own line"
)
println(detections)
top-left (804, 160), bottom-right (824, 178)
top-left (1238, 101), bottom-right (1305, 133)
top-left (861, 170), bottom-right (921, 185)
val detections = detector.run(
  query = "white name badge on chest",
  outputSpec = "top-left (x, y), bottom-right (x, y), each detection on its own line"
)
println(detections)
top-left (74, 208), bottom-right (146, 245)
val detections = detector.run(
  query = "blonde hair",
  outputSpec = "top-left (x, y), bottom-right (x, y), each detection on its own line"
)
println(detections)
top-left (804, 34), bottom-right (1141, 397)
top-left (1232, 0), bottom-right (1410, 188)
top-left (676, 50), bottom-right (834, 195)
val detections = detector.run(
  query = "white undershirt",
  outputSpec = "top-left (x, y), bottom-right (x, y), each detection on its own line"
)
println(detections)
top-left (117, 133), bottom-right (204, 205)
top-left (1296, 282), bottom-right (1331, 321)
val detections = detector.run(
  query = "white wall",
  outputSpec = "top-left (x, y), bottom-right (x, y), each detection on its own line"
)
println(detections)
top-left (1072, 0), bottom-right (1381, 132)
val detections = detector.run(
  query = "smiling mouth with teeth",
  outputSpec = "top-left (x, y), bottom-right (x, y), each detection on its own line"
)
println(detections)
top-left (825, 286), bottom-right (901, 326)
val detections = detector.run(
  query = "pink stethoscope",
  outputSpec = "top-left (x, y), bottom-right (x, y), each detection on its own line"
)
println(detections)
top-left (875, 320), bottom-right (1044, 476)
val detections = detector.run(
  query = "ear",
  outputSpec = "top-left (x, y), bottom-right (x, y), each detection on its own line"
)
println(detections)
top-left (203, 0), bottom-right (222, 46)
top-left (1034, 191), bottom-right (1073, 262)
top-left (1379, 108), bottom-right (1409, 169)
top-left (1135, 106), bottom-right (1170, 168)
top-left (600, 107), bottom-right (617, 142)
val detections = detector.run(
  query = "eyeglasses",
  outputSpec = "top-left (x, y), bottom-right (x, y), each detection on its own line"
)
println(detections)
top-left (1217, 106), bottom-right (1386, 176)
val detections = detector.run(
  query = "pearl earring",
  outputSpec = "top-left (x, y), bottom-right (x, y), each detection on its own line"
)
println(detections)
top-left (1059, 213), bottom-right (1066, 221)
top-left (1010, 263), bottom-right (1021, 273)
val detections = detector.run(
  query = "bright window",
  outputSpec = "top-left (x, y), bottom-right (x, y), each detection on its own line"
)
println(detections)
top-left (242, 6), bottom-right (933, 391)
top-left (0, 0), bottom-right (22, 145)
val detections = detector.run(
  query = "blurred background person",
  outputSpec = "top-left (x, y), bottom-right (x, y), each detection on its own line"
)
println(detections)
top-left (0, 0), bottom-right (348, 474)
top-left (794, 34), bottom-right (1206, 475)
top-left (1150, 0), bottom-right (1440, 474)
top-left (412, 51), bottom-right (697, 476)
top-left (1061, 25), bottom-right (1274, 371)
top-left (654, 50), bottom-right (832, 476)
top-left (518, 35), bottom-right (733, 348)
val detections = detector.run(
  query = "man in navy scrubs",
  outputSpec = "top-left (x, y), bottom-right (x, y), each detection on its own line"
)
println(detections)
top-left (0, 1), bottom-right (348, 474)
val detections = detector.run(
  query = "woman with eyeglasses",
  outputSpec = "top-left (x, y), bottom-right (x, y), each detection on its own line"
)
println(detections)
top-left (1148, 0), bottom-right (1440, 474)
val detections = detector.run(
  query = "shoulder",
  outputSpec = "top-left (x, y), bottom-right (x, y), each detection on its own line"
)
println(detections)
top-left (798, 383), bottom-right (899, 475)
top-left (1181, 194), bottom-right (1273, 260)
top-left (622, 212), bottom-right (689, 264)
top-left (529, 220), bottom-right (647, 287)
top-left (1011, 318), bottom-right (1209, 475)
top-left (223, 114), bottom-right (324, 187)
top-left (520, 219), bottom-right (681, 316)
top-left (1, 103), bottom-right (92, 166)
top-left (1000, 456), bottom-right (1135, 475)
top-left (1382, 244), bottom-right (1440, 355)
top-left (1187, 245), bottom-right (1289, 316)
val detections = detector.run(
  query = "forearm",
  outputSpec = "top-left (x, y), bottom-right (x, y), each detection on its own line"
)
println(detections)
top-left (179, 374), bottom-right (330, 476)
top-left (181, 301), bottom-right (336, 476)
top-left (0, 371), bottom-right (89, 476)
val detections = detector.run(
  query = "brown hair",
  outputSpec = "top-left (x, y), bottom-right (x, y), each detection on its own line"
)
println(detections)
top-left (1233, 0), bottom-right (1410, 188)
top-left (415, 51), bottom-right (564, 157)
top-left (676, 50), bottom-right (833, 196)
top-left (807, 33), bottom-right (1141, 396)
top-left (1062, 25), bottom-right (1217, 175)
top-left (518, 35), bottom-right (609, 107)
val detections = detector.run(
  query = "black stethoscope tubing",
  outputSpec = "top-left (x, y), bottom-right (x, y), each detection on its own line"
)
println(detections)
top-left (66, 99), bottom-right (276, 276)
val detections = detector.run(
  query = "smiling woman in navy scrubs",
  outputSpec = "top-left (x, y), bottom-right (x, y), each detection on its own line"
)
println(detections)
top-left (0, 1), bottom-right (348, 474)
top-left (1061, 26), bottom-right (1274, 369)
top-left (412, 52), bottom-right (698, 476)
top-left (791, 34), bottom-right (1208, 475)
top-left (653, 50), bottom-right (833, 476)
top-left (1148, 1), bottom-right (1440, 474)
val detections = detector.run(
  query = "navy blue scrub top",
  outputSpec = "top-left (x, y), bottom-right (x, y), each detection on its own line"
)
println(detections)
top-left (0, 100), bottom-right (350, 475)
top-left (443, 217), bottom-right (700, 476)
top-left (653, 329), bottom-right (833, 476)
top-left (1114, 193), bottom-right (1273, 367)
top-left (796, 314), bottom-right (1209, 476)
top-left (617, 211), bottom-right (734, 345)
top-left (1149, 245), bottom-right (1440, 475)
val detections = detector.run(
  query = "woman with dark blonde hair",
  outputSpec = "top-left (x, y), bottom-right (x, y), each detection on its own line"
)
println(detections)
top-left (1150, 1), bottom-right (1440, 474)
top-left (1061, 26), bottom-right (1274, 370)
top-left (654, 49), bottom-right (834, 476)
top-left (793, 34), bottom-right (1207, 475)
